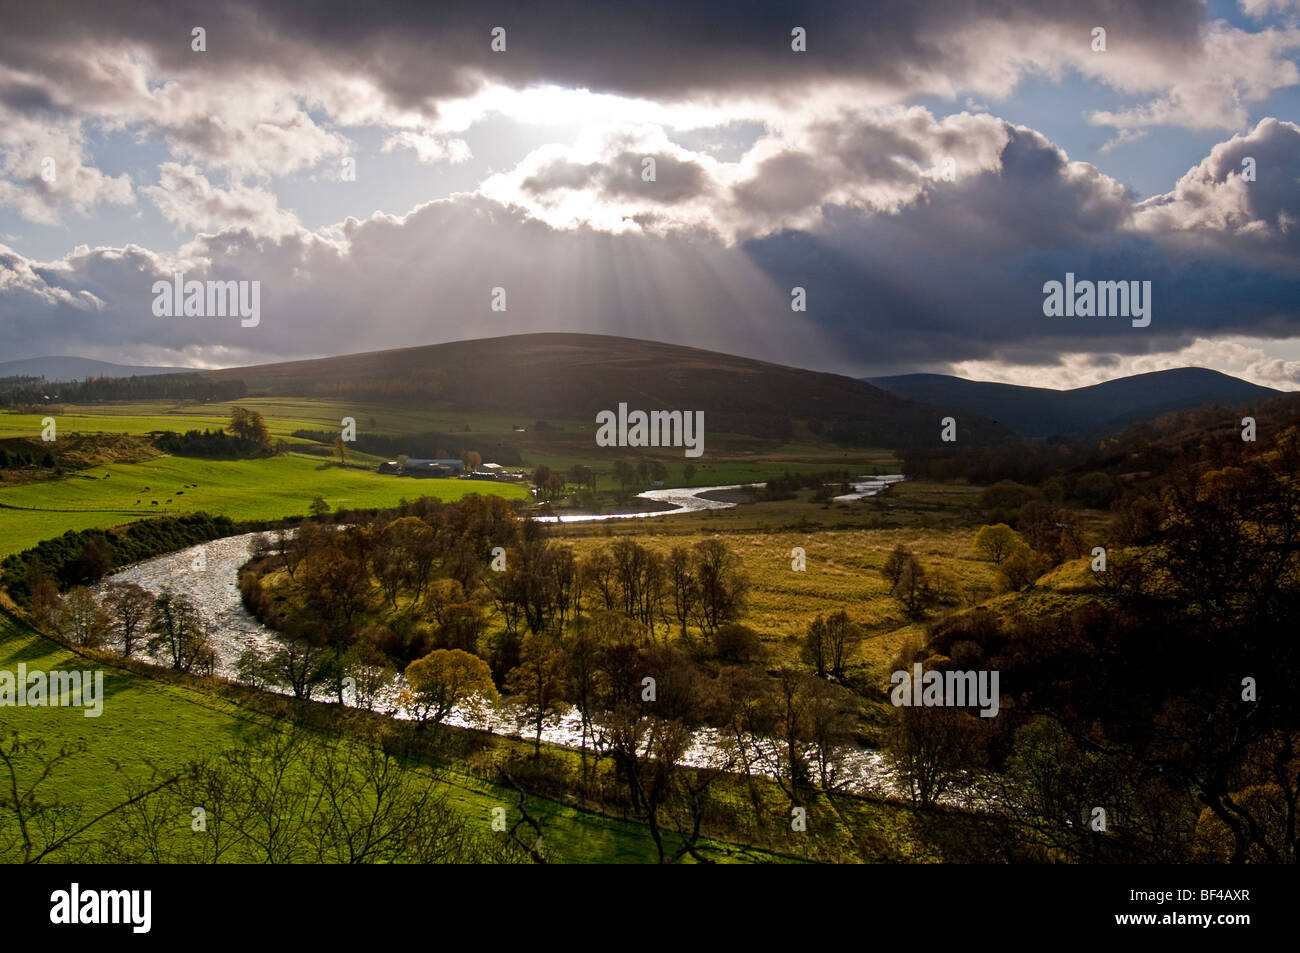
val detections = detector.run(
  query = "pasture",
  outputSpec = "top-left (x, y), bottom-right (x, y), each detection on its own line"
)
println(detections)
top-left (0, 452), bottom-right (525, 556)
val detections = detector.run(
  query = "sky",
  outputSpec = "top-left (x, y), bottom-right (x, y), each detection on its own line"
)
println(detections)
top-left (0, 0), bottom-right (1298, 390)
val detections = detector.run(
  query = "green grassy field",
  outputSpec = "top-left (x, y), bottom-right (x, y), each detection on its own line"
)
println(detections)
top-left (0, 452), bottom-right (526, 556)
top-left (0, 398), bottom-right (906, 557)
top-left (0, 611), bottom-right (789, 863)
top-left (1, 402), bottom-right (899, 489)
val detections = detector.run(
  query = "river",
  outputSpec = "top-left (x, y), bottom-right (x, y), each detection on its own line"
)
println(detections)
top-left (92, 480), bottom-right (928, 800)
top-left (534, 475), bottom-right (906, 522)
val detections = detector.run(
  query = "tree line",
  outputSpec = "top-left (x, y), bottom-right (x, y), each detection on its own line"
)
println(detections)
top-left (0, 373), bottom-right (246, 407)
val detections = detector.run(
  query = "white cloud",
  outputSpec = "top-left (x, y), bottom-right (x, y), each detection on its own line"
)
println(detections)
top-left (1087, 21), bottom-right (1300, 131)
top-left (480, 107), bottom-right (1013, 243)
top-left (948, 336), bottom-right (1300, 391)
top-left (142, 163), bottom-right (301, 237)
top-left (1240, 0), bottom-right (1300, 17)
top-left (1133, 117), bottom-right (1300, 267)
top-left (0, 99), bottom-right (134, 223)
top-left (381, 130), bottom-right (471, 164)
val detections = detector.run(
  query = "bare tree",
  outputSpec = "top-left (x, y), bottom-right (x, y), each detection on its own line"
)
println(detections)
top-left (146, 591), bottom-right (214, 672)
top-left (102, 581), bottom-right (153, 656)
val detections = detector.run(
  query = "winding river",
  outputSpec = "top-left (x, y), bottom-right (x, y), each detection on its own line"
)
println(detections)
top-left (93, 481), bottom-right (923, 799)
top-left (534, 474), bottom-right (906, 522)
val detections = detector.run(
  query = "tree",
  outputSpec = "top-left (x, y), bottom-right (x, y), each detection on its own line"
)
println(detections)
top-left (301, 549), bottom-right (371, 635)
top-left (691, 539), bottom-right (747, 636)
top-left (30, 575), bottom-right (61, 631)
top-left (308, 495), bottom-right (331, 519)
top-left (974, 523), bottom-right (1021, 564)
top-left (437, 603), bottom-right (486, 654)
top-left (882, 546), bottom-right (934, 616)
top-left (338, 644), bottom-right (394, 712)
top-left (269, 636), bottom-right (328, 700)
top-left (422, 578), bottom-right (464, 628)
top-left (712, 623), bottom-right (763, 664)
top-left (601, 704), bottom-right (723, 863)
top-left (610, 539), bottom-right (666, 635)
top-left (611, 460), bottom-right (635, 493)
top-left (881, 544), bottom-right (913, 588)
top-left (805, 678), bottom-right (859, 790)
top-left (544, 471), bottom-right (567, 501)
top-left (102, 581), bottom-right (153, 656)
top-left (996, 547), bottom-right (1051, 592)
top-left (505, 632), bottom-right (568, 757)
top-left (461, 450), bottom-right (482, 472)
top-left (567, 464), bottom-right (595, 491)
top-left (146, 591), bottom-right (215, 672)
top-left (802, 610), bottom-right (863, 678)
top-left (57, 586), bottom-right (109, 648)
top-left (378, 516), bottom-right (437, 602)
top-left (227, 406), bottom-right (270, 446)
top-left (334, 434), bottom-right (348, 464)
top-left (402, 649), bottom-right (497, 727)
top-left (1074, 470), bottom-right (1116, 509)
top-left (683, 463), bottom-right (696, 483)
top-left (884, 703), bottom-right (987, 809)
top-left (665, 545), bottom-right (697, 639)
top-left (299, 548), bottom-right (371, 699)
top-left (75, 536), bottom-right (114, 583)
top-left (891, 554), bottom-right (935, 617)
top-left (563, 611), bottom-right (627, 776)
top-left (761, 669), bottom-right (819, 804)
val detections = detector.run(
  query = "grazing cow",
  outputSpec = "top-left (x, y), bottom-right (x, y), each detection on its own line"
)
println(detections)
top-left (151, 500), bottom-right (158, 505)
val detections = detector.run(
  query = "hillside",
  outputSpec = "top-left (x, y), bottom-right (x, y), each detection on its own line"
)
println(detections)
top-left (201, 332), bottom-right (1013, 447)
top-left (868, 368), bottom-right (1282, 438)
top-left (0, 355), bottom-right (191, 381)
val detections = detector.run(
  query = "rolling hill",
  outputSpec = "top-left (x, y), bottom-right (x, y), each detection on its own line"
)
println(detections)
top-left (867, 368), bottom-right (1283, 438)
top-left (200, 332), bottom-right (1014, 448)
top-left (0, 356), bottom-right (191, 381)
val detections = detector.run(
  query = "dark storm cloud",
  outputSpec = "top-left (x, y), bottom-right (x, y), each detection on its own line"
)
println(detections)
top-left (0, 0), bottom-right (1207, 114)
top-left (743, 122), bottom-right (1300, 369)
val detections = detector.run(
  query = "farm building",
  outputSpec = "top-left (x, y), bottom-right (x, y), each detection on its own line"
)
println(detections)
top-left (376, 457), bottom-right (469, 477)
top-left (400, 458), bottom-right (454, 478)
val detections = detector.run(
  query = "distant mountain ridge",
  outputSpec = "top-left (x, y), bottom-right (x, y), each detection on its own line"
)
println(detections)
top-left (867, 368), bottom-right (1283, 438)
top-left (0, 356), bottom-right (191, 381)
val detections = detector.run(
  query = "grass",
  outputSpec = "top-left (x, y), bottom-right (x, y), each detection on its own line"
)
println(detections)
top-left (560, 522), bottom-right (999, 683)
top-left (0, 453), bottom-right (525, 556)
top-left (0, 611), bottom-right (791, 864)
top-left (546, 481), bottom-right (1112, 690)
